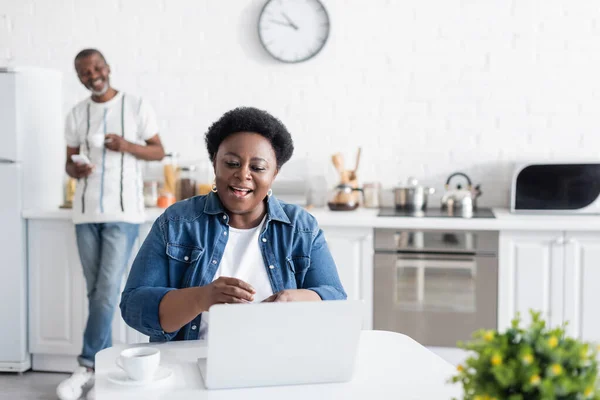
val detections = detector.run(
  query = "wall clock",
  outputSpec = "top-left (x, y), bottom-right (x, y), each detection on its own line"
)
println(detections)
top-left (258, 0), bottom-right (330, 63)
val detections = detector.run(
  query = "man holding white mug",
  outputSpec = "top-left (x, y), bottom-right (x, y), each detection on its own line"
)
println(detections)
top-left (58, 48), bottom-right (165, 400)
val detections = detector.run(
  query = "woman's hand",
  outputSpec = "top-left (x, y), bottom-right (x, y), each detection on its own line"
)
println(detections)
top-left (197, 277), bottom-right (256, 312)
top-left (158, 277), bottom-right (255, 333)
top-left (262, 289), bottom-right (321, 303)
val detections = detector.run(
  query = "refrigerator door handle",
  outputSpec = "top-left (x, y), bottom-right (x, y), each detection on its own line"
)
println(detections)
top-left (0, 158), bottom-right (17, 164)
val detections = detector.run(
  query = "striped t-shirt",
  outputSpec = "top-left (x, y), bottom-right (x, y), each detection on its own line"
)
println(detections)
top-left (64, 92), bottom-right (159, 224)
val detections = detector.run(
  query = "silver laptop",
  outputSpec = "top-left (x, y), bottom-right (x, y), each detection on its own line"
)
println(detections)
top-left (197, 300), bottom-right (363, 390)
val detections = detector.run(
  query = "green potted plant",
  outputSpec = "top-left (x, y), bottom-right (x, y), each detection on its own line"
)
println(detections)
top-left (451, 311), bottom-right (600, 400)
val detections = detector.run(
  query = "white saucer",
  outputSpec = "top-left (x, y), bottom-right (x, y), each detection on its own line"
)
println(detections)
top-left (107, 366), bottom-right (173, 386)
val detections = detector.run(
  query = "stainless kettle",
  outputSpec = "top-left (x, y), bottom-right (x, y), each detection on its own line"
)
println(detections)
top-left (440, 172), bottom-right (482, 214)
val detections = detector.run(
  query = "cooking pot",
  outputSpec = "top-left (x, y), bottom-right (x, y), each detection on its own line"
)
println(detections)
top-left (394, 177), bottom-right (435, 211)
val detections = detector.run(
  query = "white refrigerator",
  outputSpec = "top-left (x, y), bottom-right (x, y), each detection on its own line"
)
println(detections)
top-left (0, 67), bottom-right (64, 372)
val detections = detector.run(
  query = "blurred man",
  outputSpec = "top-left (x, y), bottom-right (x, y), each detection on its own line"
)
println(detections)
top-left (57, 49), bottom-right (165, 400)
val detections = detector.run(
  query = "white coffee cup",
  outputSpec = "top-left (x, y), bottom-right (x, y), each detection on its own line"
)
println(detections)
top-left (89, 134), bottom-right (106, 148)
top-left (115, 347), bottom-right (160, 382)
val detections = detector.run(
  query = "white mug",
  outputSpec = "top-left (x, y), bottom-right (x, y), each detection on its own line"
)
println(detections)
top-left (115, 347), bottom-right (160, 382)
top-left (89, 134), bottom-right (106, 148)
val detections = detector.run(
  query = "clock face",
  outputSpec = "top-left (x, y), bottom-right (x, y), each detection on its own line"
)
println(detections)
top-left (258, 0), bottom-right (330, 63)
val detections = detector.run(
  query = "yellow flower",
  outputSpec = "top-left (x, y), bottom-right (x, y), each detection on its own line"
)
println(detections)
top-left (491, 354), bottom-right (502, 366)
top-left (522, 354), bottom-right (534, 365)
top-left (456, 364), bottom-right (464, 372)
top-left (474, 395), bottom-right (495, 400)
top-left (551, 363), bottom-right (563, 375)
top-left (580, 349), bottom-right (588, 360)
top-left (548, 336), bottom-right (559, 348)
top-left (483, 331), bottom-right (494, 342)
top-left (530, 374), bottom-right (541, 385)
top-left (584, 386), bottom-right (593, 397)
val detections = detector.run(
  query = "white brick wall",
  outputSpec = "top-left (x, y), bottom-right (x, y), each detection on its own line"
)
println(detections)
top-left (2, 0), bottom-right (600, 206)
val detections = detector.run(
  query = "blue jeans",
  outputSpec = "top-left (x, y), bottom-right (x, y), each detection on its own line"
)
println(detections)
top-left (75, 223), bottom-right (139, 368)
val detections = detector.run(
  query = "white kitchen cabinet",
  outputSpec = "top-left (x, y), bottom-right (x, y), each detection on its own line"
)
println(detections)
top-left (499, 231), bottom-right (600, 344)
top-left (28, 220), bottom-right (86, 369)
top-left (28, 220), bottom-right (151, 372)
top-left (498, 231), bottom-right (564, 330)
top-left (320, 226), bottom-right (373, 329)
top-left (563, 232), bottom-right (600, 341)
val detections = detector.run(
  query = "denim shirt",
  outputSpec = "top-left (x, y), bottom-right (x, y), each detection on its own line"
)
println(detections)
top-left (120, 192), bottom-right (347, 342)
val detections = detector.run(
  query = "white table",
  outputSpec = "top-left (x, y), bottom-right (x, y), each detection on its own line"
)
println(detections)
top-left (95, 330), bottom-right (462, 399)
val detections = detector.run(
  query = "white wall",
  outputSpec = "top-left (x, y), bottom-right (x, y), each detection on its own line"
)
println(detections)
top-left (2, 0), bottom-right (600, 206)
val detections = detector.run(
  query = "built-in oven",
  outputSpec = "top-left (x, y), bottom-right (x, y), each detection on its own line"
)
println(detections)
top-left (373, 229), bottom-right (498, 359)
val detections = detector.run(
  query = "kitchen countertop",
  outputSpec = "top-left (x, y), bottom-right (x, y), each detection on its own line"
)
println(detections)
top-left (23, 207), bottom-right (166, 222)
top-left (22, 207), bottom-right (600, 231)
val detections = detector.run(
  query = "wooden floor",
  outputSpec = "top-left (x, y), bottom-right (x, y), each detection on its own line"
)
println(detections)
top-left (0, 371), bottom-right (71, 400)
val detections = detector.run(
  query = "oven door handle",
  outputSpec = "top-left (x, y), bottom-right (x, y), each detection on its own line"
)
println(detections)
top-left (395, 256), bottom-right (476, 271)
top-left (393, 252), bottom-right (477, 262)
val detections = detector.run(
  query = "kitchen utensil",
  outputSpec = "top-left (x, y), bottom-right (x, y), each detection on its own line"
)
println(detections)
top-left (176, 165), bottom-right (197, 201)
top-left (331, 153), bottom-right (345, 180)
top-left (163, 153), bottom-right (178, 198)
top-left (196, 158), bottom-right (214, 196)
top-left (115, 347), bottom-right (160, 382)
top-left (107, 366), bottom-right (172, 386)
top-left (362, 182), bottom-right (381, 208)
top-left (66, 178), bottom-right (76, 202)
top-left (348, 148), bottom-right (362, 182)
top-left (440, 172), bottom-right (482, 213)
top-left (157, 184), bottom-right (176, 208)
top-left (307, 175), bottom-right (328, 208)
top-left (60, 178), bottom-right (77, 209)
top-left (327, 184), bottom-right (362, 211)
top-left (143, 181), bottom-right (158, 207)
top-left (331, 148), bottom-right (362, 206)
top-left (394, 177), bottom-right (435, 210)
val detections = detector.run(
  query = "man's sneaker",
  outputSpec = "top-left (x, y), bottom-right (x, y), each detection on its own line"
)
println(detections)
top-left (56, 366), bottom-right (94, 400)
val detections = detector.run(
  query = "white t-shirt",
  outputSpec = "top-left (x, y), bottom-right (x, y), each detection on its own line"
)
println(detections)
top-left (65, 92), bottom-right (159, 224)
top-left (198, 218), bottom-right (274, 340)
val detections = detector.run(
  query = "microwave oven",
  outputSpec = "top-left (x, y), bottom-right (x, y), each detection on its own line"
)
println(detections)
top-left (511, 162), bottom-right (600, 214)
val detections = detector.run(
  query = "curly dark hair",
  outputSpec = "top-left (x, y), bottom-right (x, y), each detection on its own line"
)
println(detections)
top-left (205, 107), bottom-right (294, 168)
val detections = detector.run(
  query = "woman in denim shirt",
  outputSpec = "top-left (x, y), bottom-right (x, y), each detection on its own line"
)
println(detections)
top-left (120, 107), bottom-right (347, 342)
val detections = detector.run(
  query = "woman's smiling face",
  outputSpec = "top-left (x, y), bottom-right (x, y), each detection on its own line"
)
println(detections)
top-left (214, 132), bottom-right (278, 216)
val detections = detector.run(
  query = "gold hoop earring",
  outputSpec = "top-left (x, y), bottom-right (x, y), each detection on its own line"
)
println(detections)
top-left (211, 181), bottom-right (218, 193)
top-left (267, 188), bottom-right (273, 197)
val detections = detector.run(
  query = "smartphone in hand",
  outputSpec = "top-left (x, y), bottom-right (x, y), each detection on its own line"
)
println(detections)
top-left (71, 154), bottom-right (91, 165)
